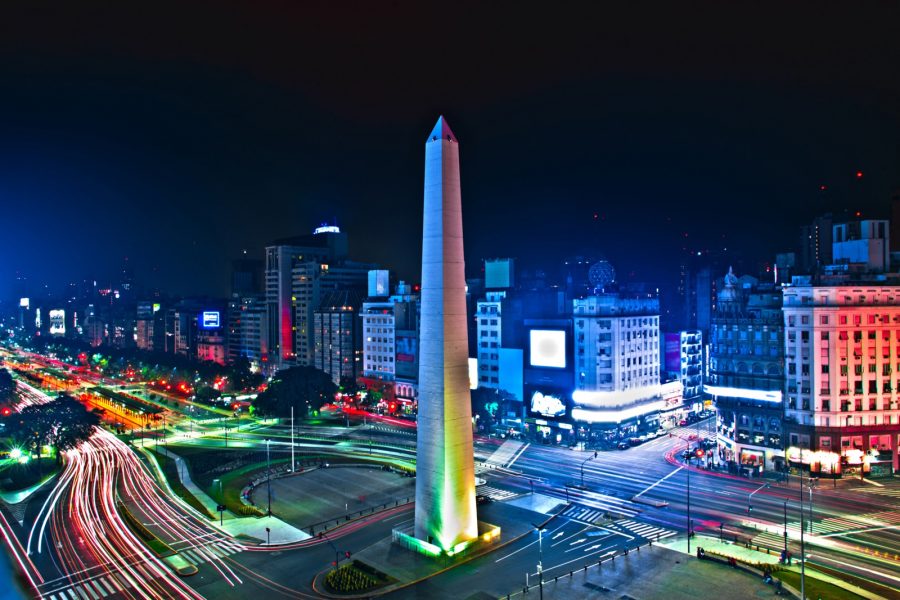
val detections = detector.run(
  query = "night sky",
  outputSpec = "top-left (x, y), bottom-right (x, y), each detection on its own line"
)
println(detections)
top-left (1, 3), bottom-right (899, 299)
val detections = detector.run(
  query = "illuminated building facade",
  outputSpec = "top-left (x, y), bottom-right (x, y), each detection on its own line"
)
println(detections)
top-left (264, 229), bottom-right (370, 371)
top-left (783, 283), bottom-right (900, 476)
top-left (570, 292), bottom-right (670, 426)
top-left (663, 330), bottom-right (703, 407)
top-left (708, 270), bottom-right (785, 473)
top-left (227, 293), bottom-right (268, 372)
top-left (361, 280), bottom-right (420, 408)
top-left (313, 290), bottom-right (362, 385)
top-left (413, 116), bottom-right (478, 551)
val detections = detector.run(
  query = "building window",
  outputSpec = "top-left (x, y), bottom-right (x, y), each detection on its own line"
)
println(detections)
top-left (820, 315), bottom-right (828, 325)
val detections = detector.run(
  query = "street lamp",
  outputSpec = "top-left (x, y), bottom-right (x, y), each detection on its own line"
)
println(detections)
top-left (532, 523), bottom-right (545, 600)
top-left (265, 437), bottom-right (272, 516)
top-left (580, 451), bottom-right (598, 488)
top-left (783, 501), bottom-right (788, 558)
top-left (686, 454), bottom-right (693, 554)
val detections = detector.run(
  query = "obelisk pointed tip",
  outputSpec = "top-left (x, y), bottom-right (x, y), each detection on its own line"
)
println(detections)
top-left (427, 115), bottom-right (457, 143)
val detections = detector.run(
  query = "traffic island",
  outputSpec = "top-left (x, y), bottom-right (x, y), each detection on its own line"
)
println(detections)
top-left (392, 520), bottom-right (500, 560)
top-left (321, 561), bottom-right (396, 595)
top-left (312, 500), bottom-right (545, 598)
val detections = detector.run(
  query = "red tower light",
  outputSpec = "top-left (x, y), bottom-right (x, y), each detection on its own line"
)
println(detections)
top-left (856, 171), bottom-right (863, 179)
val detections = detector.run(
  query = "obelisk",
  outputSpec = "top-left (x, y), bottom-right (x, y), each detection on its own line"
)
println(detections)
top-left (414, 116), bottom-right (478, 550)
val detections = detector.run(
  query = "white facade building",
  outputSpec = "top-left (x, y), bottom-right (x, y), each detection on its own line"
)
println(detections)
top-left (475, 291), bottom-right (504, 388)
top-left (571, 293), bottom-right (673, 423)
top-left (783, 283), bottom-right (900, 475)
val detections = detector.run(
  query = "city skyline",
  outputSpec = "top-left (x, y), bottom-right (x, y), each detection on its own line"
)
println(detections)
top-left (2, 4), bottom-right (900, 299)
top-left (4, 6), bottom-right (900, 599)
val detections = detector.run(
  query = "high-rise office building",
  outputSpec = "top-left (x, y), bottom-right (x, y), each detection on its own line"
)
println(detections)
top-left (313, 290), bottom-right (363, 385)
top-left (361, 280), bottom-right (420, 408)
top-left (265, 227), bottom-right (370, 371)
top-left (227, 293), bottom-right (268, 372)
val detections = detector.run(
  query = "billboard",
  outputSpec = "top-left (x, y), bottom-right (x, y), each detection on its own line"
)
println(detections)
top-left (395, 334), bottom-right (418, 379)
top-left (49, 309), bottom-right (65, 336)
top-left (664, 333), bottom-right (681, 372)
top-left (201, 311), bottom-right (221, 329)
top-left (468, 358), bottom-right (478, 390)
top-left (19, 297), bottom-right (29, 309)
top-left (529, 329), bottom-right (566, 368)
top-left (529, 391), bottom-right (566, 418)
top-left (368, 269), bottom-right (390, 297)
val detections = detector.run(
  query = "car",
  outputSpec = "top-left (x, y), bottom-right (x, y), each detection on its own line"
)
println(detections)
top-left (476, 494), bottom-right (494, 505)
top-left (617, 441), bottom-right (630, 450)
top-left (678, 419), bottom-right (689, 426)
top-left (628, 437), bottom-right (643, 446)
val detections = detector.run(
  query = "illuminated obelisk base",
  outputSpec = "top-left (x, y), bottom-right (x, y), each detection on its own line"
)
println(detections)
top-left (392, 520), bottom-right (500, 560)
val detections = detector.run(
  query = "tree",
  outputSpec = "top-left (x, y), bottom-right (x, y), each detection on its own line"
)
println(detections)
top-left (253, 366), bottom-right (337, 418)
top-left (9, 394), bottom-right (99, 469)
top-left (469, 387), bottom-right (515, 432)
top-left (194, 386), bottom-right (222, 404)
top-left (0, 368), bottom-right (14, 404)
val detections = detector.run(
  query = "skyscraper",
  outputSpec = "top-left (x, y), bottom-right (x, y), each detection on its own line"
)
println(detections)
top-left (414, 117), bottom-right (478, 550)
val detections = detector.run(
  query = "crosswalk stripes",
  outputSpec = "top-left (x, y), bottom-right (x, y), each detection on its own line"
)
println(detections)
top-left (785, 509), bottom-right (900, 536)
top-left (560, 505), bottom-right (607, 524)
top-left (177, 541), bottom-right (242, 566)
top-left (44, 572), bottom-right (127, 600)
top-left (752, 531), bottom-right (786, 548)
top-left (615, 519), bottom-right (676, 541)
top-left (854, 486), bottom-right (900, 498)
top-left (475, 484), bottom-right (518, 501)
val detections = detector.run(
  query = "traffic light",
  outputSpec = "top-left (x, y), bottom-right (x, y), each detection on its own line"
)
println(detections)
top-left (0, 406), bottom-right (11, 417)
top-left (344, 551), bottom-right (351, 559)
top-left (694, 448), bottom-right (705, 458)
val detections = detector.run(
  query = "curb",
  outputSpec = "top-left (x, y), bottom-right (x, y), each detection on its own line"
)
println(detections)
top-left (311, 506), bottom-right (567, 599)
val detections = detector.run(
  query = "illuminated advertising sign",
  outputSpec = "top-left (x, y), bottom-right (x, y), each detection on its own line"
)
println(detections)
top-left (49, 309), bottom-right (66, 336)
top-left (530, 391), bottom-right (566, 418)
top-left (19, 297), bottom-right (29, 309)
top-left (664, 333), bottom-right (681, 372)
top-left (395, 335), bottom-right (418, 379)
top-left (529, 329), bottom-right (566, 368)
top-left (152, 303), bottom-right (161, 313)
top-left (468, 358), bottom-right (478, 390)
top-left (201, 311), bottom-right (221, 329)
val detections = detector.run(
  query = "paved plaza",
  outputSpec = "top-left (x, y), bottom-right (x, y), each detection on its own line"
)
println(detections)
top-left (251, 466), bottom-right (415, 529)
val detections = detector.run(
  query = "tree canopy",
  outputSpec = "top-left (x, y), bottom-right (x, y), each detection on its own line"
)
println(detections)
top-left (9, 394), bottom-right (99, 464)
top-left (253, 366), bottom-right (337, 418)
top-left (0, 368), bottom-right (14, 404)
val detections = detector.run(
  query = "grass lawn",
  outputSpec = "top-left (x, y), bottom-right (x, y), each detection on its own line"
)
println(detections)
top-left (776, 569), bottom-right (866, 600)
top-left (0, 457), bottom-right (60, 492)
top-left (148, 450), bottom-right (214, 519)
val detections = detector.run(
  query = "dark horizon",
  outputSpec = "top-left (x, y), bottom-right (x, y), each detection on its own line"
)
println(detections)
top-left (2, 3), bottom-right (899, 299)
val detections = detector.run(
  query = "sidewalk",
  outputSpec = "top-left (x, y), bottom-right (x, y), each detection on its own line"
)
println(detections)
top-left (502, 544), bottom-right (789, 600)
top-left (660, 535), bottom-right (882, 600)
top-left (143, 446), bottom-right (310, 544)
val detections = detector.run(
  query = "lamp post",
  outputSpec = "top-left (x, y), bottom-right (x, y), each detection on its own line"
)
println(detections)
top-left (807, 482), bottom-right (814, 534)
top-left (290, 405), bottom-right (295, 472)
top-left (532, 523), bottom-right (545, 600)
top-left (783, 501), bottom-right (788, 558)
top-left (799, 445), bottom-right (806, 600)
top-left (580, 451), bottom-right (598, 488)
top-left (686, 459), bottom-right (692, 554)
top-left (265, 437), bottom-right (272, 516)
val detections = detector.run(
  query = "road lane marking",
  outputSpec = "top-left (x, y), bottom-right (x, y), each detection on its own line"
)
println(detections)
top-left (633, 466), bottom-right (684, 498)
top-left (506, 443), bottom-right (530, 468)
top-left (495, 521), bottom-right (568, 563)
